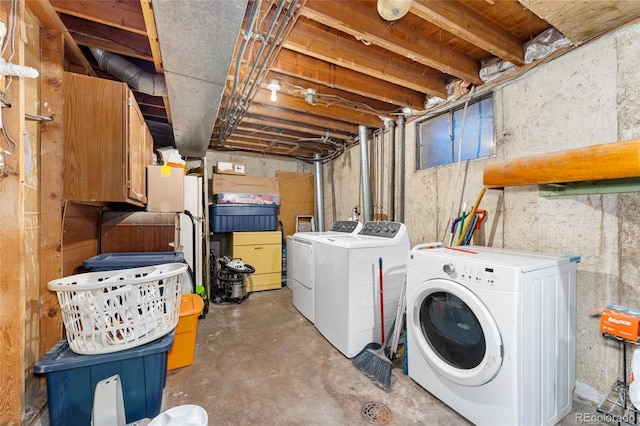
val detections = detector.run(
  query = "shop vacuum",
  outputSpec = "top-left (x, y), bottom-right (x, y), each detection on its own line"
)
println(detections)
top-left (210, 254), bottom-right (255, 304)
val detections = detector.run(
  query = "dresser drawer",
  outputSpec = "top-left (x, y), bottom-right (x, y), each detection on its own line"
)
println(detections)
top-left (232, 231), bottom-right (281, 246)
top-left (233, 244), bottom-right (281, 274)
top-left (245, 272), bottom-right (282, 292)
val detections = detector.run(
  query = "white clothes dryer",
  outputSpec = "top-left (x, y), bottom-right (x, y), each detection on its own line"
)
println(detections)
top-left (313, 221), bottom-right (410, 358)
top-left (406, 243), bottom-right (579, 426)
top-left (286, 221), bottom-right (363, 323)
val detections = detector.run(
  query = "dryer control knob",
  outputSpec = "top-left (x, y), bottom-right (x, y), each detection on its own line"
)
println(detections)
top-left (443, 263), bottom-right (455, 275)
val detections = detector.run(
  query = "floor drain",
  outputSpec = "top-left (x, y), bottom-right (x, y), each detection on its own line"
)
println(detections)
top-left (361, 401), bottom-right (392, 424)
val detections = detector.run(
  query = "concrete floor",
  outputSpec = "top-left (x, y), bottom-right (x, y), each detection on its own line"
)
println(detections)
top-left (162, 287), bottom-right (606, 426)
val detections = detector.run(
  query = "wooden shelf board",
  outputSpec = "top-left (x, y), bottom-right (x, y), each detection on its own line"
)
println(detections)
top-left (483, 140), bottom-right (640, 188)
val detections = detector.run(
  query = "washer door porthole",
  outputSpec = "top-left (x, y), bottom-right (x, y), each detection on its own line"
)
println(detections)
top-left (411, 278), bottom-right (503, 386)
top-left (420, 291), bottom-right (486, 370)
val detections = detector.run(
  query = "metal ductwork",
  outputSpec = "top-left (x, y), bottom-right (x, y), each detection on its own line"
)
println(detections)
top-left (359, 125), bottom-right (373, 223)
top-left (314, 153), bottom-right (325, 232)
top-left (386, 120), bottom-right (396, 221)
top-left (89, 47), bottom-right (167, 97)
top-left (396, 116), bottom-right (406, 223)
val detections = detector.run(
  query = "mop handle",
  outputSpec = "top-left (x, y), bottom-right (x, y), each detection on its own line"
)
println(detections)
top-left (379, 257), bottom-right (385, 344)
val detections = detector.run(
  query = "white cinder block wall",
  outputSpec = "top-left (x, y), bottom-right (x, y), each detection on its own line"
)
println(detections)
top-left (323, 21), bottom-right (640, 402)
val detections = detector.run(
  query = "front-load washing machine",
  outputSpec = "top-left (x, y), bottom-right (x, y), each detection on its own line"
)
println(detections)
top-left (286, 220), bottom-right (363, 323)
top-left (313, 221), bottom-right (410, 358)
top-left (406, 243), bottom-right (579, 426)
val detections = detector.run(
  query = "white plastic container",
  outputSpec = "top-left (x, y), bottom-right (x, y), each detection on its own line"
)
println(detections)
top-left (148, 405), bottom-right (208, 426)
top-left (630, 348), bottom-right (640, 410)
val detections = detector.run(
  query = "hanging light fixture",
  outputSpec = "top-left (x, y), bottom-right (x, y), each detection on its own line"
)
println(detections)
top-left (267, 79), bottom-right (281, 102)
top-left (377, 0), bottom-right (413, 21)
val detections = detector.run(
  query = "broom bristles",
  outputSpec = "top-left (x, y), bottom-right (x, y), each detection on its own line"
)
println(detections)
top-left (352, 346), bottom-right (392, 391)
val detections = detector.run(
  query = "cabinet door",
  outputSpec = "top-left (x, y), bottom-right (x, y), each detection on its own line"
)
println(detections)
top-left (64, 73), bottom-right (127, 202)
top-left (233, 243), bottom-right (281, 274)
top-left (127, 91), bottom-right (148, 204)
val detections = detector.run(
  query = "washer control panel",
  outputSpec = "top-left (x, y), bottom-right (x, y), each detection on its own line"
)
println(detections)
top-left (358, 221), bottom-right (403, 237)
top-left (331, 221), bottom-right (360, 233)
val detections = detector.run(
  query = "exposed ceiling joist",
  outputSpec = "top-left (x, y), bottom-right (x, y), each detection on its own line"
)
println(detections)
top-left (285, 18), bottom-right (451, 96)
top-left (26, 0), bottom-right (640, 162)
top-left (300, 0), bottom-right (481, 84)
top-left (410, 0), bottom-right (525, 66)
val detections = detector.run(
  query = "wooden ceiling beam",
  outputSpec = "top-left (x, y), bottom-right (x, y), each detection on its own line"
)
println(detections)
top-left (222, 137), bottom-right (328, 158)
top-left (220, 138), bottom-right (307, 156)
top-left (235, 115), bottom-right (354, 140)
top-left (59, 14), bottom-right (152, 60)
top-left (232, 128), bottom-right (303, 144)
top-left (224, 134), bottom-right (287, 147)
top-left (234, 123), bottom-right (327, 142)
top-left (284, 19), bottom-right (451, 96)
top-left (140, 0), bottom-right (171, 124)
top-left (25, 0), bottom-right (96, 75)
top-left (300, 1), bottom-right (482, 84)
top-left (272, 49), bottom-right (432, 106)
top-left (410, 0), bottom-right (525, 66)
top-left (253, 89), bottom-right (384, 128)
top-left (267, 71), bottom-right (404, 115)
top-left (134, 92), bottom-right (165, 107)
top-left (518, 0), bottom-right (640, 44)
top-left (138, 105), bottom-right (167, 120)
top-left (245, 103), bottom-right (361, 134)
top-left (50, 0), bottom-right (147, 35)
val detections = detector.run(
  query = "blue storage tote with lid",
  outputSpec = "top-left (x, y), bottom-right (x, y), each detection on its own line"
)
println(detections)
top-left (209, 203), bottom-right (278, 232)
top-left (34, 332), bottom-right (174, 426)
top-left (82, 251), bottom-right (185, 271)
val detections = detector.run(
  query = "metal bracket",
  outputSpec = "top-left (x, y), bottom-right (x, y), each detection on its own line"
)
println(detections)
top-left (539, 178), bottom-right (640, 197)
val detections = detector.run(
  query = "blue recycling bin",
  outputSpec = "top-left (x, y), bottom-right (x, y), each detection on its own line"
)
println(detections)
top-left (34, 332), bottom-right (175, 426)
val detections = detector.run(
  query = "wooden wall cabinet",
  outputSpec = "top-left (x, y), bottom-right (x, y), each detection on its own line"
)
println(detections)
top-left (63, 72), bottom-right (153, 207)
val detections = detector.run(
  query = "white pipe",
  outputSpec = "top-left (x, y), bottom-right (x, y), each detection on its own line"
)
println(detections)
top-left (0, 61), bottom-right (38, 78)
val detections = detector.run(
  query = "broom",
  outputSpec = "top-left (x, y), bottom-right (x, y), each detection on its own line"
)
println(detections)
top-left (352, 257), bottom-right (393, 391)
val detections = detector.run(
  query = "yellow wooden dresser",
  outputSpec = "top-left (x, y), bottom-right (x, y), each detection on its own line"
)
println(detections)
top-left (231, 231), bottom-right (282, 292)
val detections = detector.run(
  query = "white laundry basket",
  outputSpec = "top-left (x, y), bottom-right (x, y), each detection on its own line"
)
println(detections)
top-left (49, 263), bottom-right (187, 355)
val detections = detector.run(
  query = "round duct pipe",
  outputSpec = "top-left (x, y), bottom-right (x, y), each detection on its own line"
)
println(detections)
top-left (314, 153), bottom-right (325, 232)
top-left (386, 120), bottom-right (396, 221)
top-left (89, 47), bottom-right (167, 97)
top-left (396, 116), bottom-right (405, 223)
top-left (359, 125), bottom-right (373, 223)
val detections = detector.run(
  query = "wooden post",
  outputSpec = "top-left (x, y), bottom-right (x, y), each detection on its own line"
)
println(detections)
top-left (0, 1), bottom-right (27, 423)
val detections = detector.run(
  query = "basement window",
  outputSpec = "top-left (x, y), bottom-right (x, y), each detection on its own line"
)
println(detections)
top-left (416, 96), bottom-right (495, 169)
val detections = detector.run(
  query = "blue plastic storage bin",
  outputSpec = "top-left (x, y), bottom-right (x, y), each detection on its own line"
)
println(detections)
top-left (209, 203), bottom-right (278, 232)
top-left (82, 251), bottom-right (185, 271)
top-left (34, 332), bottom-right (174, 426)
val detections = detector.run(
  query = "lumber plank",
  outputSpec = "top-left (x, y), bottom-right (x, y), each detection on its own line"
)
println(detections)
top-left (0, 2), bottom-right (26, 422)
top-left (40, 28), bottom-right (65, 355)
top-left (483, 140), bottom-right (640, 188)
